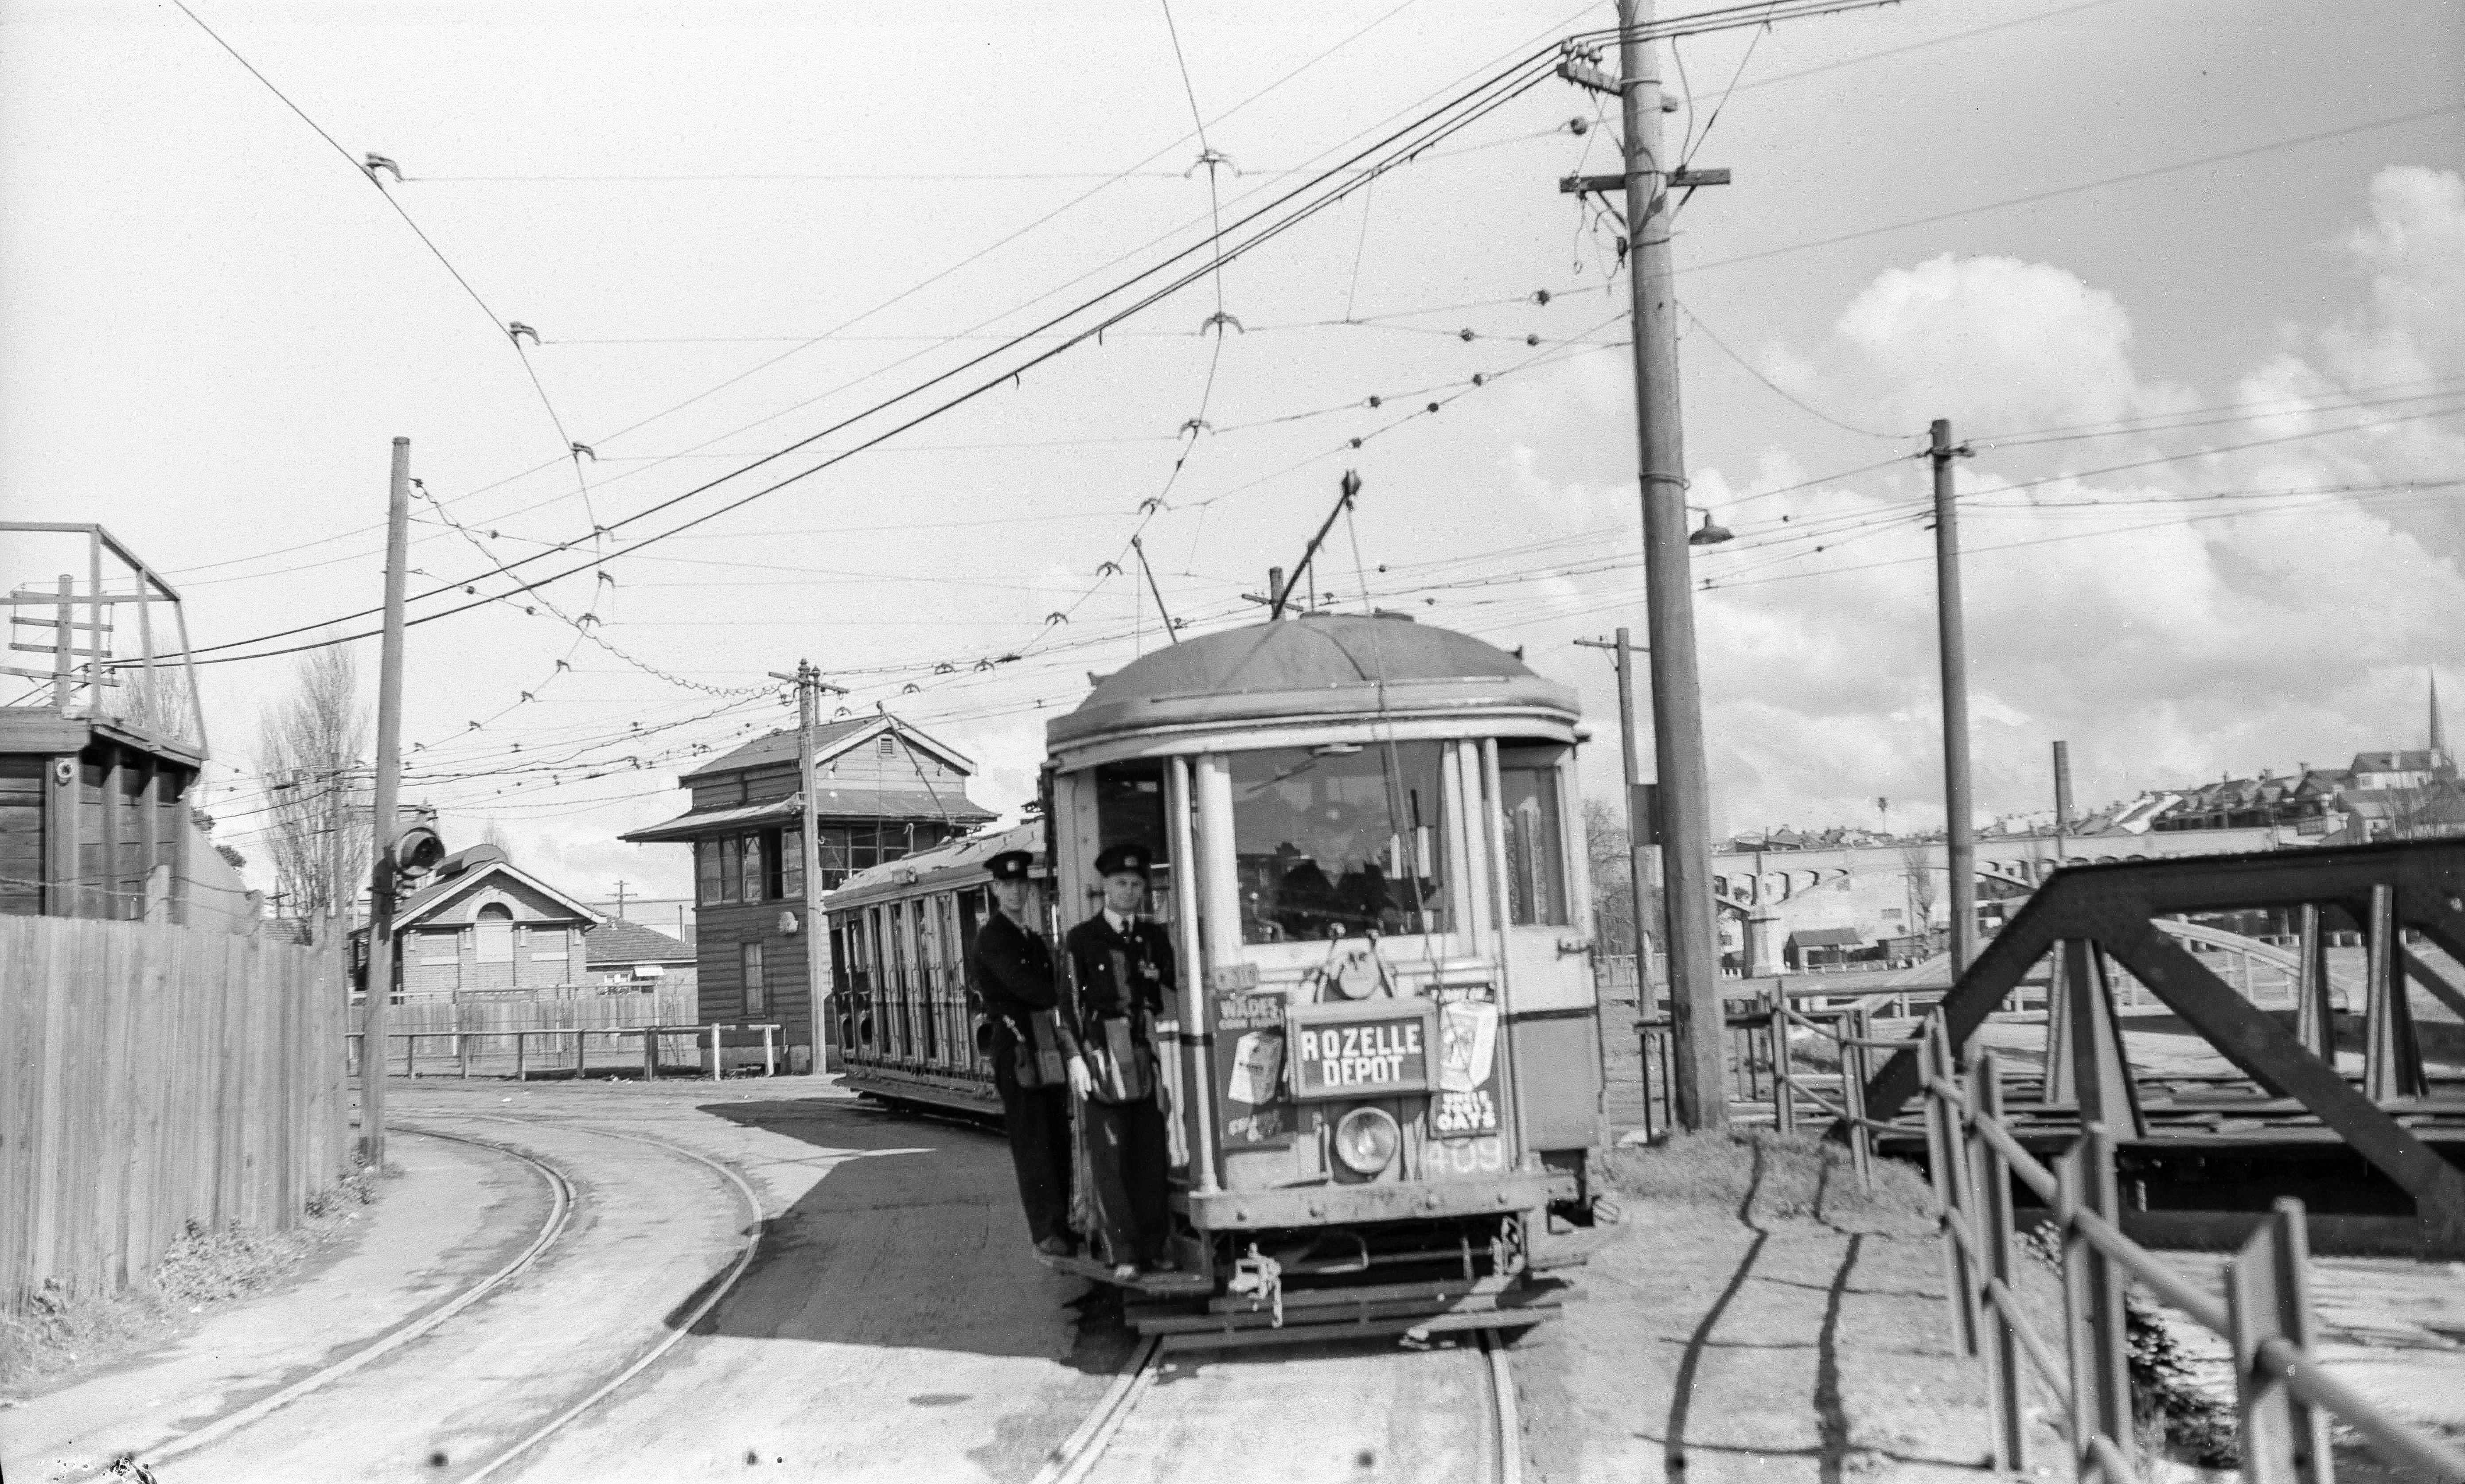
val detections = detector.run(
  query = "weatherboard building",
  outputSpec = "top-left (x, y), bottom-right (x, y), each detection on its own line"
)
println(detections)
top-left (620, 714), bottom-right (995, 1071)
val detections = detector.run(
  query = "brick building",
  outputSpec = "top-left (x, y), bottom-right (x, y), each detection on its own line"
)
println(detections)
top-left (620, 714), bottom-right (995, 1070)
top-left (353, 843), bottom-right (603, 1000)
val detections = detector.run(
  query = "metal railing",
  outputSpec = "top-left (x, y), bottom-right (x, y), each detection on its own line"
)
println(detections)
top-left (347, 1023), bottom-right (784, 1082)
top-left (1913, 1014), bottom-right (2465, 1482)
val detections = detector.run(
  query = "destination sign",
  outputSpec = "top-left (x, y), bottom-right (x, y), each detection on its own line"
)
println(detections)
top-left (1287, 1001), bottom-right (1437, 1102)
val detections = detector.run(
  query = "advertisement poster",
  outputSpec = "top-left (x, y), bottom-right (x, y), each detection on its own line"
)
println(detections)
top-left (1431, 985), bottom-right (1501, 1139)
top-left (1210, 988), bottom-right (1291, 1147)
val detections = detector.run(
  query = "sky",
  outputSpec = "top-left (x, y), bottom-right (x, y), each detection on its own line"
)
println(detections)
top-left (3, 0), bottom-right (2460, 908)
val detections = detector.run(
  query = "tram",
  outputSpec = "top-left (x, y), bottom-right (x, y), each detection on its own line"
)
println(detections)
top-left (828, 611), bottom-right (1607, 1336)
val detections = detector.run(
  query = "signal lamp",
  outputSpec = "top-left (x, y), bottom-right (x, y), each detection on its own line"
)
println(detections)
top-left (389, 825), bottom-right (447, 881)
top-left (1333, 1106), bottom-right (1402, 1176)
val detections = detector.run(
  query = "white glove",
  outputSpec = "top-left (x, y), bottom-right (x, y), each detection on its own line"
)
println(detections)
top-left (1067, 1056), bottom-right (1095, 1099)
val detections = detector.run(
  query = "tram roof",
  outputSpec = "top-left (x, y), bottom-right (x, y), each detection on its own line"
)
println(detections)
top-left (826, 819), bottom-right (1042, 910)
top-left (1047, 612), bottom-right (1579, 752)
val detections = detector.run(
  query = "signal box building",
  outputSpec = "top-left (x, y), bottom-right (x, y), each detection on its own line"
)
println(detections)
top-left (620, 715), bottom-right (995, 1071)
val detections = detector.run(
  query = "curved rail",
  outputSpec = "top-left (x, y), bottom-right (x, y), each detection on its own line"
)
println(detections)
top-left (1025, 1328), bottom-right (1522, 1483)
top-left (425, 1113), bottom-right (771, 1484)
top-left (138, 1126), bottom-right (577, 1468)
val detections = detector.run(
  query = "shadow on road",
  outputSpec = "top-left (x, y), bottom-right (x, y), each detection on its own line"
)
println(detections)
top-left (670, 1096), bottom-right (1133, 1378)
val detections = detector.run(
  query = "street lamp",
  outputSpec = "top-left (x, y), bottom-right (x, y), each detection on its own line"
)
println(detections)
top-left (1685, 506), bottom-right (1732, 546)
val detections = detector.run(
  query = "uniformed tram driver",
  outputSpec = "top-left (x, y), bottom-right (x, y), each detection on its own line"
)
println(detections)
top-left (1060, 843), bottom-right (1176, 1281)
top-left (969, 849), bottom-right (1076, 1258)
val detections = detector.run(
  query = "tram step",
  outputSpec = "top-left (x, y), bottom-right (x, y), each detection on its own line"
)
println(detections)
top-left (1033, 1250), bottom-right (1213, 1297)
top-left (1143, 1296), bottom-right (1567, 1351)
top-left (1128, 1280), bottom-right (1568, 1338)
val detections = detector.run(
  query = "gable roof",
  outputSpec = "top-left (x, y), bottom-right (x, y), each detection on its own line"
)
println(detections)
top-left (386, 858), bottom-right (605, 932)
top-left (679, 714), bottom-right (976, 784)
top-left (586, 919), bottom-right (694, 967)
top-left (618, 786), bottom-right (995, 843)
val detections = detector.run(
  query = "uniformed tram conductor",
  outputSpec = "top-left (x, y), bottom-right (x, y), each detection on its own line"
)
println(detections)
top-left (969, 849), bottom-right (1076, 1257)
top-left (1060, 843), bottom-right (1176, 1281)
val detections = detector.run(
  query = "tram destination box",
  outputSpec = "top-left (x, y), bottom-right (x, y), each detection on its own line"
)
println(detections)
top-left (1284, 1000), bottom-right (1438, 1102)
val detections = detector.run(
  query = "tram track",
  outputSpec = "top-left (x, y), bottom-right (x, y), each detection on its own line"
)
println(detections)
top-left (126, 1113), bottom-right (766, 1484)
top-left (1030, 1327), bottom-right (1522, 1484)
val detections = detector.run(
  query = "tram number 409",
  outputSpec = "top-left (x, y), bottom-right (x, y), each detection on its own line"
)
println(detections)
top-left (1430, 1132), bottom-right (1506, 1175)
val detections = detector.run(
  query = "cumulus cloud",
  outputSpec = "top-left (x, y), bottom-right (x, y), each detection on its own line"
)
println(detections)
top-left (1688, 168), bottom-right (2465, 837)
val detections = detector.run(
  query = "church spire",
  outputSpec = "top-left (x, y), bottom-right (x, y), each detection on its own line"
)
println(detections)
top-left (2434, 668), bottom-right (2448, 758)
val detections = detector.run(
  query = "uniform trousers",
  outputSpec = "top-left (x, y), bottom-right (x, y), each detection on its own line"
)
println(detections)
top-left (1080, 1094), bottom-right (1170, 1267)
top-left (990, 1031), bottom-right (1074, 1246)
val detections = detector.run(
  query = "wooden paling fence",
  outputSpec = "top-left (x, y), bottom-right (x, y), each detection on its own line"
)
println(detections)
top-left (1, 915), bottom-right (352, 1312)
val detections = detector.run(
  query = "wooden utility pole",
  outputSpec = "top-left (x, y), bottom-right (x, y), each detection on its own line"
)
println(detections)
top-left (1617, 0), bottom-right (1726, 1128)
top-left (363, 436), bottom-right (412, 1169)
top-left (1574, 630), bottom-right (1655, 999)
top-left (2051, 739), bottom-right (2073, 868)
top-left (768, 659), bottom-right (845, 1072)
top-left (1932, 419), bottom-right (1976, 979)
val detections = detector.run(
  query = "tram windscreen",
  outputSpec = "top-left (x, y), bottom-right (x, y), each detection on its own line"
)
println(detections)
top-left (1229, 743), bottom-right (1449, 943)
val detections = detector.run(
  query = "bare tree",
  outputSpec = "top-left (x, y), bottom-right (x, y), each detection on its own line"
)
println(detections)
top-left (258, 644), bottom-right (369, 941)
top-left (1584, 797), bottom-right (1634, 958)
top-left (1900, 843), bottom-right (1940, 949)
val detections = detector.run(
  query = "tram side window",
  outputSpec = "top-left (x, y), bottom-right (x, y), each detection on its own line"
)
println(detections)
top-left (1499, 755), bottom-right (1570, 927)
top-left (1094, 761), bottom-right (1171, 917)
top-left (1229, 742), bottom-right (1450, 943)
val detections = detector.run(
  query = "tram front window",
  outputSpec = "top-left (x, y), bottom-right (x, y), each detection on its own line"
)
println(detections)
top-left (1229, 743), bottom-right (1449, 943)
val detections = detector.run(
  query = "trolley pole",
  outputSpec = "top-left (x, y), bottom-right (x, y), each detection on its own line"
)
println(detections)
top-left (362, 436), bottom-right (412, 1170)
top-left (1931, 419), bottom-right (1977, 982)
top-left (1574, 630), bottom-right (1655, 1000)
top-left (1617, 0), bottom-right (1726, 1129)
top-left (768, 660), bottom-right (844, 1072)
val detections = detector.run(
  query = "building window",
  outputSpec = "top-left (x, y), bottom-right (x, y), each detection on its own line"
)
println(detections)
top-left (741, 941), bottom-right (767, 1017)
top-left (719, 835), bottom-right (744, 904)
top-left (760, 828), bottom-right (787, 901)
top-left (697, 840), bottom-right (722, 905)
top-left (878, 734), bottom-right (896, 757)
top-left (476, 904), bottom-right (515, 963)
top-left (531, 926), bottom-right (569, 960)
top-left (782, 828), bottom-right (805, 900)
top-left (738, 834), bottom-right (765, 904)
top-left (420, 930), bottom-right (460, 964)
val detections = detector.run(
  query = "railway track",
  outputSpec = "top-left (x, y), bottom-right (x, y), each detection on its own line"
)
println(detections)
top-left (128, 1115), bottom-right (765, 1484)
top-left (1030, 1327), bottom-right (1522, 1484)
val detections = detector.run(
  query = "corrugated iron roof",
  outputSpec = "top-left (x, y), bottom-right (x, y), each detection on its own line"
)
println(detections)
top-left (1789, 927), bottom-right (1866, 947)
top-left (621, 787), bottom-right (995, 843)
top-left (586, 919), bottom-right (694, 967)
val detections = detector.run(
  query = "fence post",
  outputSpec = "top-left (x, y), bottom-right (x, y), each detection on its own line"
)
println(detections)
top-left (1844, 1009), bottom-right (1873, 1191)
top-left (710, 1024), bottom-right (723, 1082)
top-left (457, 1027), bottom-right (470, 1080)
top-left (1638, 1025), bottom-right (1658, 1143)
top-left (402, 1032), bottom-right (413, 1078)
top-left (2230, 1198), bottom-right (2331, 1484)
top-left (515, 1030), bottom-right (526, 1083)
top-left (1771, 993), bottom-right (1796, 1135)
top-left (1922, 1017), bottom-right (1982, 1356)
top-left (574, 1027), bottom-right (585, 1079)
top-left (763, 1025), bottom-right (776, 1077)
top-left (1970, 1052), bottom-right (2027, 1472)
top-left (2060, 1121), bottom-right (2133, 1480)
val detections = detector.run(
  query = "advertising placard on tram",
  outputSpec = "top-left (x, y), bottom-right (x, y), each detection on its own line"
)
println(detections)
top-left (1285, 1000), bottom-right (1438, 1102)
top-left (1210, 987), bottom-right (1292, 1147)
top-left (1431, 984), bottom-right (1502, 1139)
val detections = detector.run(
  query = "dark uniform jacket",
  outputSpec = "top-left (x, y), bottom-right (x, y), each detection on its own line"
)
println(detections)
top-left (971, 911), bottom-right (1058, 1049)
top-left (1059, 912), bottom-right (1174, 1061)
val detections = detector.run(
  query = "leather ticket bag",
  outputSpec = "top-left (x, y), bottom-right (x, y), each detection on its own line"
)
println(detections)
top-left (1015, 1009), bottom-right (1066, 1090)
top-left (1083, 1015), bottom-right (1153, 1104)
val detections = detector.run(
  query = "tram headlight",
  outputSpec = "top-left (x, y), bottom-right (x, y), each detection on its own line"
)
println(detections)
top-left (1333, 1106), bottom-right (1401, 1176)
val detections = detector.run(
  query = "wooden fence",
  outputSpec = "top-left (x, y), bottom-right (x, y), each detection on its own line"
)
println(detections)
top-left (2, 915), bottom-right (352, 1312)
